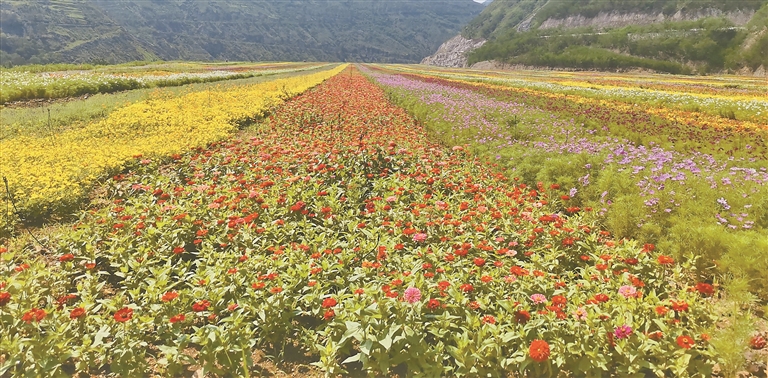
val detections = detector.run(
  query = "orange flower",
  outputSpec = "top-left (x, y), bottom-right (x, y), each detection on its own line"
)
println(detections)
top-left (676, 335), bottom-right (695, 349)
top-left (69, 307), bottom-right (86, 319)
top-left (529, 339), bottom-right (550, 362)
top-left (114, 307), bottom-right (133, 322)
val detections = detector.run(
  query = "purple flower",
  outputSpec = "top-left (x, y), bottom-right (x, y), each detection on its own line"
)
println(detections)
top-left (614, 325), bottom-right (633, 339)
top-left (403, 287), bottom-right (421, 304)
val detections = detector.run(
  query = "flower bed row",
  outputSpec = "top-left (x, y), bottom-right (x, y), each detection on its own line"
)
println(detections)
top-left (0, 68), bottom-right (717, 377)
top-left (366, 66), bottom-right (768, 300)
top-left (0, 65), bottom-right (346, 235)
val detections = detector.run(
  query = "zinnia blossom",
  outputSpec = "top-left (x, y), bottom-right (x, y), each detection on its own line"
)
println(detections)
top-left (614, 325), bottom-right (633, 339)
top-left (0, 292), bottom-right (10, 306)
top-left (170, 314), bottom-right (186, 323)
top-left (618, 285), bottom-right (637, 298)
top-left (69, 307), bottom-right (86, 319)
top-left (529, 339), bottom-right (550, 362)
top-left (412, 233), bottom-right (427, 242)
top-left (192, 300), bottom-right (211, 312)
top-left (161, 291), bottom-right (179, 302)
top-left (695, 283), bottom-right (714, 297)
top-left (530, 294), bottom-right (547, 304)
top-left (22, 308), bottom-right (46, 323)
top-left (114, 307), bottom-right (133, 322)
top-left (676, 335), bottom-right (695, 349)
top-left (403, 287), bottom-right (421, 303)
top-left (322, 297), bottom-right (337, 308)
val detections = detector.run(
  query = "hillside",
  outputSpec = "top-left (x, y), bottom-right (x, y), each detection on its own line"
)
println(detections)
top-left (0, 0), bottom-right (483, 65)
top-left (423, 0), bottom-right (768, 74)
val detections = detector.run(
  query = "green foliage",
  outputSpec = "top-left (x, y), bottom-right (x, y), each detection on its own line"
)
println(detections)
top-left (464, 0), bottom-right (768, 73)
top-left (0, 0), bottom-right (483, 65)
top-left (533, 0), bottom-right (765, 23)
top-left (468, 17), bottom-right (759, 73)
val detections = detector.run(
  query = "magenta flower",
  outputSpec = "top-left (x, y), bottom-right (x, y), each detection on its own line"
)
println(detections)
top-left (403, 287), bottom-right (421, 304)
top-left (412, 233), bottom-right (427, 243)
top-left (614, 325), bottom-right (633, 339)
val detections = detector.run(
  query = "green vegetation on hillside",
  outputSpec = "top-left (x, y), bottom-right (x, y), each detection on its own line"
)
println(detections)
top-left (468, 15), bottom-right (768, 73)
top-left (461, 0), bottom-right (768, 73)
top-left (0, 0), bottom-right (483, 65)
top-left (533, 0), bottom-right (765, 23)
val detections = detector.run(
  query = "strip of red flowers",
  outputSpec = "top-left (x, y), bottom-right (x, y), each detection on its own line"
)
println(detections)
top-left (0, 67), bottom-right (718, 376)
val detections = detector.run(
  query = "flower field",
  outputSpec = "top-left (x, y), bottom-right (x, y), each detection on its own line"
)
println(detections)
top-left (368, 65), bottom-right (768, 302)
top-left (0, 62), bottom-right (325, 104)
top-left (0, 65), bottom-right (345, 234)
top-left (0, 67), bottom-right (730, 376)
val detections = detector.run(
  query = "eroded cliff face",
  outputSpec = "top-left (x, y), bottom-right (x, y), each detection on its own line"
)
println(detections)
top-left (538, 9), bottom-right (755, 29)
top-left (420, 35), bottom-right (486, 68)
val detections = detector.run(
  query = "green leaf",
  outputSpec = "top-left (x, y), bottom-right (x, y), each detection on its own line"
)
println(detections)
top-left (342, 354), bottom-right (361, 364)
top-left (93, 325), bottom-right (111, 348)
top-left (379, 334), bottom-right (392, 350)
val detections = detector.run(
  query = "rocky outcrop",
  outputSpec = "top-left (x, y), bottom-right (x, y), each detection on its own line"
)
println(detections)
top-left (539, 9), bottom-right (755, 30)
top-left (421, 35), bottom-right (486, 68)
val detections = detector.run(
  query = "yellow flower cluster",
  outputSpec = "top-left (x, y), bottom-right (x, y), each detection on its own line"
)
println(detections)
top-left (0, 65), bottom-right (347, 231)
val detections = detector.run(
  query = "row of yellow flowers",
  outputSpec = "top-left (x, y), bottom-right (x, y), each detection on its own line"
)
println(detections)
top-left (0, 64), bottom-right (347, 234)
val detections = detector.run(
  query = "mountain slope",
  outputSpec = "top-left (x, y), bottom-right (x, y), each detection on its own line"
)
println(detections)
top-left (0, 0), bottom-right (483, 65)
top-left (423, 0), bottom-right (768, 74)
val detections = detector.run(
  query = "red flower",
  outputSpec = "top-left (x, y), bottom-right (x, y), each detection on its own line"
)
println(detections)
top-left (594, 293), bottom-right (609, 303)
top-left (69, 307), bottom-right (86, 319)
top-left (322, 297), bottom-right (337, 308)
top-left (514, 310), bottom-right (531, 324)
top-left (0, 292), bottom-right (10, 306)
top-left (192, 300), bottom-right (211, 312)
top-left (529, 339), bottom-right (550, 362)
top-left (252, 282), bottom-right (265, 290)
top-left (655, 306), bottom-right (669, 316)
top-left (22, 308), bottom-right (46, 323)
top-left (657, 255), bottom-right (674, 265)
top-left (473, 257), bottom-right (486, 267)
top-left (676, 335), bottom-right (695, 349)
top-left (671, 301), bottom-right (689, 312)
top-left (695, 283), bottom-right (714, 297)
top-left (482, 315), bottom-right (496, 324)
top-left (59, 254), bottom-right (75, 262)
top-left (170, 314), bottom-right (186, 323)
top-left (648, 331), bottom-right (663, 340)
top-left (172, 247), bottom-right (185, 255)
top-left (459, 283), bottom-right (474, 293)
top-left (551, 295), bottom-right (567, 307)
top-left (750, 335), bottom-right (766, 349)
top-left (427, 298), bottom-right (441, 310)
top-left (323, 309), bottom-right (335, 320)
top-left (161, 291), bottom-right (179, 302)
top-left (270, 287), bottom-right (283, 294)
top-left (114, 307), bottom-right (133, 322)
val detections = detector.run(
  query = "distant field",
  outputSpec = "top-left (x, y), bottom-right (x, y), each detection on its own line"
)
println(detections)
top-left (0, 63), bottom-right (765, 377)
top-left (0, 61), bottom-right (327, 104)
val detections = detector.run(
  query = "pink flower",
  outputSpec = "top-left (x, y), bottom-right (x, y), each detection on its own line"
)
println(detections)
top-left (614, 325), bottom-right (633, 339)
top-left (403, 287), bottom-right (421, 304)
top-left (412, 233), bottom-right (427, 243)
top-left (573, 307), bottom-right (587, 320)
top-left (386, 196), bottom-right (397, 203)
top-left (530, 294), bottom-right (547, 304)
top-left (618, 285), bottom-right (637, 298)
